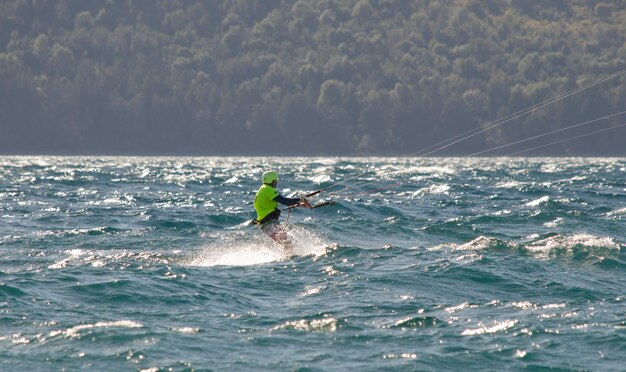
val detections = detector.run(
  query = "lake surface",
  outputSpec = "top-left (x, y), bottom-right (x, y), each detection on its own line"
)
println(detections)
top-left (1, 157), bottom-right (624, 370)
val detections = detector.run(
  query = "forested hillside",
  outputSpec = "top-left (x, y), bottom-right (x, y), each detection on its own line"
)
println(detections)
top-left (1, 0), bottom-right (625, 155)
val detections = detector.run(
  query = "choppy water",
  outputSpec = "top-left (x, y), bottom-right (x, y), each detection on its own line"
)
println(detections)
top-left (0, 157), bottom-right (624, 371)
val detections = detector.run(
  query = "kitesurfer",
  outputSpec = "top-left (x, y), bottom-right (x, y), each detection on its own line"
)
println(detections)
top-left (253, 171), bottom-right (311, 253)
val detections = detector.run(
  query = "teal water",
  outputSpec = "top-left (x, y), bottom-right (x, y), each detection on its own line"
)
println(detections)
top-left (0, 157), bottom-right (624, 371)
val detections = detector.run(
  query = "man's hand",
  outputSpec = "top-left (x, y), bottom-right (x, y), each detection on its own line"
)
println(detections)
top-left (300, 197), bottom-right (313, 209)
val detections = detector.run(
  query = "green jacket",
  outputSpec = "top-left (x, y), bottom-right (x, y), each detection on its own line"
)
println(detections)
top-left (254, 184), bottom-right (279, 221)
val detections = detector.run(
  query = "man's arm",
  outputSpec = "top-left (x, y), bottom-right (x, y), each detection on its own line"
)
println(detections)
top-left (273, 194), bottom-right (301, 206)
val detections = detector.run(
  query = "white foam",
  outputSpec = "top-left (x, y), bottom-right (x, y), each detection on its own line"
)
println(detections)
top-left (462, 320), bottom-right (517, 336)
top-left (310, 174), bottom-right (331, 184)
top-left (539, 163), bottom-right (561, 173)
top-left (496, 180), bottom-right (525, 189)
top-left (48, 249), bottom-right (171, 270)
top-left (223, 176), bottom-right (238, 184)
top-left (48, 249), bottom-right (85, 269)
top-left (383, 353), bottom-right (417, 359)
top-left (298, 286), bottom-right (326, 297)
top-left (544, 217), bottom-right (564, 228)
top-left (456, 236), bottom-right (497, 251)
top-left (527, 234), bottom-right (621, 255)
top-left (512, 301), bottom-right (537, 310)
top-left (445, 302), bottom-right (477, 313)
top-left (526, 196), bottom-right (549, 207)
top-left (48, 320), bottom-right (142, 339)
top-left (271, 317), bottom-right (338, 332)
top-left (170, 327), bottom-right (199, 334)
top-left (315, 158), bottom-right (337, 165)
top-left (568, 175), bottom-right (587, 182)
top-left (494, 209), bottom-right (512, 216)
top-left (196, 242), bottom-right (284, 267)
top-left (187, 226), bottom-right (332, 267)
top-left (428, 236), bottom-right (502, 252)
top-left (412, 184), bottom-right (451, 197)
top-left (395, 166), bottom-right (456, 176)
top-left (607, 207), bottom-right (626, 217)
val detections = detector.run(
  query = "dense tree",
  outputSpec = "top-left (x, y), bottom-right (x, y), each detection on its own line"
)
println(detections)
top-left (0, 0), bottom-right (625, 155)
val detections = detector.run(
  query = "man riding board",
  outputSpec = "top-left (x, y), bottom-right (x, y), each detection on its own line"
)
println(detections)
top-left (253, 171), bottom-right (311, 254)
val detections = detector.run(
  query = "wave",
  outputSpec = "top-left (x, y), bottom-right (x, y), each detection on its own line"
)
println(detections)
top-left (433, 236), bottom-right (514, 251)
top-left (1, 320), bottom-right (145, 348)
top-left (495, 180), bottom-right (528, 189)
top-left (0, 283), bottom-right (28, 297)
top-left (432, 234), bottom-right (622, 265)
top-left (526, 195), bottom-right (550, 207)
top-left (389, 316), bottom-right (441, 328)
top-left (48, 249), bottom-right (172, 270)
top-left (392, 165), bottom-right (456, 176)
top-left (271, 316), bottom-right (340, 332)
top-left (411, 184), bottom-right (451, 197)
top-left (607, 207), bottom-right (626, 217)
top-left (47, 320), bottom-right (142, 340)
top-left (525, 234), bottom-right (622, 255)
top-left (461, 319), bottom-right (518, 336)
